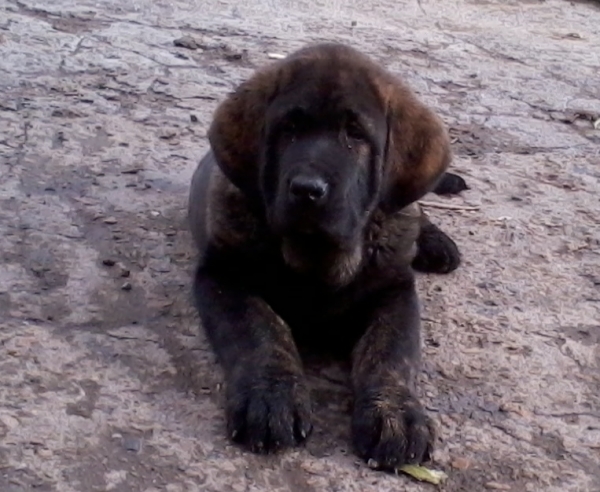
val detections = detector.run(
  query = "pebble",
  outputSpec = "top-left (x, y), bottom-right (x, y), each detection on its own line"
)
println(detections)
top-left (1, 414), bottom-right (20, 429)
top-left (157, 128), bottom-right (177, 140)
top-left (499, 402), bottom-right (531, 418)
top-left (102, 258), bottom-right (116, 267)
top-left (173, 35), bottom-right (201, 50)
top-left (123, 436), bottom-right (142, 452)
top-left (103, 217), bottom-right (118, 225)
top-left (121, 167), bottom-right (142, 175)
top-left (485, 482), bottom-right (512, 490)
top-left (450, 457), bottom-right (471, 470)
top-left (121, 282), bottom-right (132, 291)
top-left (37, 448), bottom-right (53, 458)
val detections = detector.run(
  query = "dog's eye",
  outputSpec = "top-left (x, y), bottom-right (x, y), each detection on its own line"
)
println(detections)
top-left (345, 120), bottom-right (366, 141)
top-left (280, 119), bottom-right (297, 135)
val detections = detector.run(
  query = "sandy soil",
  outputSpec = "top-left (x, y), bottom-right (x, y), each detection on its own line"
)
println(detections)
top-left (0, 0), bottom-right (599, 490)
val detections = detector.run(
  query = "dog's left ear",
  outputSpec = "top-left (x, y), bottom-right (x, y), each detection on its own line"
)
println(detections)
top-left (380, 80), bottom-right (452, 211)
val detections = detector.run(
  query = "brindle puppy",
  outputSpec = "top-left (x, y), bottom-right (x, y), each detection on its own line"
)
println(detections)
top-left (188, 42), bottom-right (467, 471)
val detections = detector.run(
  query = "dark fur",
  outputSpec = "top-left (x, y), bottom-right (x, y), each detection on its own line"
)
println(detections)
top-left (432, 172), bottom-right (469, 196)
top-left (188, 43), bottom-right (466, 470)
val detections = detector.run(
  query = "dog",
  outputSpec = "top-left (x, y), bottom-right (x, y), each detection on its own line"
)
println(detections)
top-left (188, 42), bottom-right (467, 471)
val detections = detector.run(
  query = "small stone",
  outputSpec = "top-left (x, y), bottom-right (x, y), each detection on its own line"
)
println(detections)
top-left (450, 457), bottom-right (471, 470)
top-left (37, 448), bottom-right (53, 458)
top-left (103, 217), bottom-right (118, 225)
top-left (499, 402), bottom-right (530, 418)
top-left (0, 100), bottom-right (18, 111)
top-left (485, 482), bottom-right (512, 490)
top-left (224, 52), bottom-right (243, 61)
top-left (119, 267), bottom-right (131, 278)
top-left (123, 436), bottom-right (142, 452)
top-left (190, 114), bottom-right (198, 123)
top-left (150, 211), bottom-right (160, 217)
top-left (1, 414), bottom-right (20, 429)
top-left (121, 167), bottom-right (142, 175)
top-left (173, 35), bottom-right (200, 50)
top-left (121, 282), bottom-right (132, 291)
top-left (158, 128), bottom-right (178, 140)
top-left (102, 258), bottom-right (116, 267)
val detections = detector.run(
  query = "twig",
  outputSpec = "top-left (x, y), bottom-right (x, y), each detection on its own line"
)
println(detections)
top-left (419, 201), bottom-right (480, 211)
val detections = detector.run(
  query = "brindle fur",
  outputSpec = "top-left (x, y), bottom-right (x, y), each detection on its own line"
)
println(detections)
top-left (188, 43), bottom-right (467, 470)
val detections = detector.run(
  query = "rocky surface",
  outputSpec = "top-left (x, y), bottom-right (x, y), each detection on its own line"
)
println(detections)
top-left (0, 0), bottom-right (599, 490)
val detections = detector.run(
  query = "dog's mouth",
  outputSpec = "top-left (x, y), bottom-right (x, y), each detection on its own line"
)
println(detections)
top-left (275, 218), bottom-right (357, 253)
top-left (280, 230), bottom-right (364, 285)
top-left (283, 228), bottom-right (339, 249)
top-left (271, 201), bottom-right (357, 243)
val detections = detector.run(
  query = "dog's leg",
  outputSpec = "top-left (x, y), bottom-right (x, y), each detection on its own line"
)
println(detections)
top-left (351, 277), bottom-right (434, 470)
top-left (412, 214), bottom-right (461, 274)
top-left (193, 258), bottom-right (312, 454)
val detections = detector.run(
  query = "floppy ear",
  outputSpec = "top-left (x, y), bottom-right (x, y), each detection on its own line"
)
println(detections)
top-left (380, 82), bottom-right (452, 212)
top-left (207, 65), bottom-right (282, 199)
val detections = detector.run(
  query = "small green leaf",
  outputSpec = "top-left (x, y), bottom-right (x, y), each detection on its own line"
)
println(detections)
top-left (398, 465), bottom-right (448, 485)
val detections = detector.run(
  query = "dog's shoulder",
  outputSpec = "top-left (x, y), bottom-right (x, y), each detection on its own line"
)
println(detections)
top-left (189, 150), bottom-right (266, 257)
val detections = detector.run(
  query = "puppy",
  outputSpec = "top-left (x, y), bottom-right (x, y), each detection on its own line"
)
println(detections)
top-left (188, 42), bottom-right (465, 471)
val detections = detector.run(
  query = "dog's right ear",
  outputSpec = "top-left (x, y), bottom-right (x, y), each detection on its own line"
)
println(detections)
top-left (208, 65), bottom-right (282, 198)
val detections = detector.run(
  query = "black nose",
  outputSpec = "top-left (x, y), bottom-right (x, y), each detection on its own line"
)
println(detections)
top-left (289, 175), bottom-right (329, 203)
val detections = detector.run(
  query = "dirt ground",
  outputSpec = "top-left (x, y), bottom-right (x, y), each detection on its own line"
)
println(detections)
top-left (1, 0), bottom-right (599, 490)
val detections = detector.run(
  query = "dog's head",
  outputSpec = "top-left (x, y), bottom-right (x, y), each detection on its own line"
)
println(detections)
top-left (208, 43), bottom-right (451, 280)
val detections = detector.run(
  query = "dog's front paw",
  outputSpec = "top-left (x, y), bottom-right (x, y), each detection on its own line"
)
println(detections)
top-left (225, 365), bottom-right (313, 454)
top-left (352, 386), bottom-right (434, 471)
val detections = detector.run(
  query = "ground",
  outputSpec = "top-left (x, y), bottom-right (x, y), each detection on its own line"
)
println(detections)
top-left (0, 0), bottom-right (599, 490)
